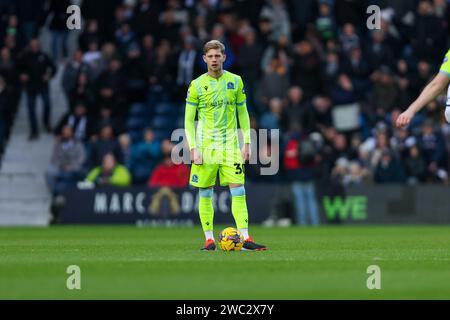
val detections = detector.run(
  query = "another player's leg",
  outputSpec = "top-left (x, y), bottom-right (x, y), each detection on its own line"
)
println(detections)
top-left (445, 107), bottom-right (450, 123)
top-left (199, 187), bottom-right (216, 251)
top-left (229, 184), bottom-right (267, 251)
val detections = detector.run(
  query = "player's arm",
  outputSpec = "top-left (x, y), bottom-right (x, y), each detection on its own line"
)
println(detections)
top-left (236, 77), bottom-right (251, 162)
top-left (396, 52), bottom-right (450, 128)
top-left (184, 82), bottom-right (202, 164)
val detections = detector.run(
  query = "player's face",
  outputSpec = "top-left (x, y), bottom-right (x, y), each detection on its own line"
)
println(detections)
top-left (203, 49), bottom-right (226, 72)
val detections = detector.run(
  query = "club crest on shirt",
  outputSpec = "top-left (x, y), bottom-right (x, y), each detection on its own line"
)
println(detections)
top-left (227, 82), bottom-right (234, 89)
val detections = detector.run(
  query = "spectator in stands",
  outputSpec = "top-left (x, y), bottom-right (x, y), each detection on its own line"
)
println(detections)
top-left (86, 153), bottom-right (131, 187)
top-left (2, 15), bottom-right (24, 53)
top-left (148, 40), bottom-right (174, 94)
top-left (78, 19), bottom-right (103, 52)
top-left (305, 95), bottom-right (333, 134)
top-left (81, 42), bottom-right (103, 82)
top-left (54, 102), bottom-right (91, 142)
top-left (131, 0), bottom-right (161, 37)
top-left (395, 59), bottom-right (414, 108)
top-left (416, 120), bottom-right (448, 179)
top-left (175, 36), bottom-right (200, 102)
top-left (412, 0), bottom-right (447, 62)
top-left (344, 160), bottom-right (370, 186)
top-left (374, 149), bottom-right (406, 184)
top-left (89, 124), bottom-right (123, 167)
top-left (409, 60), bottom-right (433, 98)
top-left (370, 66), bottom-right (399, 114)
top-left (141, 34), bottom-right (156, 66)
top-left (366, 30), bottom-right (395, 69)
top-left (148, 140), bottom-right (189, 188)
top-left (404, 145), bottom-right (427, 184)
top-left (115, 22), bottom-right (136, 57)
top-left (46, 125), bottom-right (85, 195)
top-left (259, 0), bottom-right (291, 43)
top-left (118, 133), bottom-right (132, 169)
top-left (322, 51), bottom-right (341, 88)
top-left (261, 35), bottom-right (291, 77)
top-left (93, 106), bottom-right (124, 137)
top-left (323, 133), bottom-right (349, 174)
top-left (315, 1), bottom-right (336, 42)
top-left (260, 97), bottom-right (283, 130)
top-left (47, 0), bottom-right (71, 62)
top-left (96, 57), bottom-right (127, 117)
top-left (259, 57), bottom-right (289, 108)
top-left (291, 40), bottom-right (322, 100)
top-left (124, 43), bottom-right (148, 103)
top-left (15, 0), bottom-right (46, 44)
top-left (62, 50), bottom-right (89, 105)
top-left (0, 47), bottom-right (18, 91)
top-left (330, 73), bottom-right (356, 105)
top-left (342, 47), bottom-right (371, 96)
top-left (280, 86), bottom-right (305, 132)
top-left (69, 72), bottom-right (96, 112)
top-left (130, 128), bottom-right (161, 184)
top-left (236, 28), bottom-right (263, 113)
top-left (284, 131), bottom-right (320, 225)
top-left (339, 23), bottom-right (359, 55)
top-left (18, 38), bottom-right (56, 140)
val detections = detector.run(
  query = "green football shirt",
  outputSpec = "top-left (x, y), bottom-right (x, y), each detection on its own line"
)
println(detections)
top-left (439, 49), bottom-right (450, 107)
top-left (185, 71), bottom-right (249, 152)
top-left (440, 49), bottom-right (450, 77)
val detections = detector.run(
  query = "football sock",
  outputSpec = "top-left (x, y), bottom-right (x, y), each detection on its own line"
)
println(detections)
top-left (230, 186), bottom-right (249, 230)
top-left (204, 230), bottom-right (214, 241)
top-left (199, 188), bottom-right (214, 237)
top-left (239, 228), bottom-right (249, 240)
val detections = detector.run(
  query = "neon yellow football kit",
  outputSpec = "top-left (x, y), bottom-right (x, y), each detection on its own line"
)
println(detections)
top-left (184, 70), bottom-right (251, 232)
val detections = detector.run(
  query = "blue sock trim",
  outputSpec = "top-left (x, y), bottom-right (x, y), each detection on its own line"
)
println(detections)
top-left (199, 188), bottom-right (213, 198)
top-left (230, 186), bottom-right (246, 197)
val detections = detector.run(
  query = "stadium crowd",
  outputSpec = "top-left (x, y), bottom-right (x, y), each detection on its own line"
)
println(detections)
top-left (0, 0), bottom-right (450, 224)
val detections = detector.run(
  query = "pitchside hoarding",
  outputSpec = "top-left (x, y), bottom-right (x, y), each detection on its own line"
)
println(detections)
top-left (60, 184), bottom-right (450, 225)
top-left (60, 185), bottom-right (274, 225)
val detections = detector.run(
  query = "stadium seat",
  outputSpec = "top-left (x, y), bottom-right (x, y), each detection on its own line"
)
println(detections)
top-left (129, 103), bottom-right (150, 117)
top-left (126, 117), bottom-right (146, 131)
top-left (151, 115), bottom-right (172, 130)
top-left (154, 102), bottom-right (177, 116)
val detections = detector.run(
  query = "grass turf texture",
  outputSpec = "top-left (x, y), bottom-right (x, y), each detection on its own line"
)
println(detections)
top-left (0, 225), bottom-right (449, 299)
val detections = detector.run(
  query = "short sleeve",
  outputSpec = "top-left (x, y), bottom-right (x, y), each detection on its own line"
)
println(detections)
top-left (186, 81), bottom-right (199, 106)
top-left (439, 50), bottom-right (450, 78)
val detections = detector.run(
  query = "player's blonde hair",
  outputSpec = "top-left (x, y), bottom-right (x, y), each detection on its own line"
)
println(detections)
top-left (203, 40), bottom-right (225, 55)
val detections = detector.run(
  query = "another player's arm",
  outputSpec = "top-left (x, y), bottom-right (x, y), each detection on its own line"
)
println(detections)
top-left (236, 77), bottom-right (251, 162)
top-left (396, 52), bottom-right (450, 128)
top-left (185, 82), bottom-right (202, 164)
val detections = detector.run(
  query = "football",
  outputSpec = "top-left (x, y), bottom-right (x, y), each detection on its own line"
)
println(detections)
top-left (218, 227), bottom-right (244, 251)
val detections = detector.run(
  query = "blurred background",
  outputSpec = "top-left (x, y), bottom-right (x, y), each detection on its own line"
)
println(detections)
top-left (0, 0), bottom-right (449, 226)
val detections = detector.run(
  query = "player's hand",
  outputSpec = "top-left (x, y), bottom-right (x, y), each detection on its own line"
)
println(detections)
top-left (242, 143), bottom-right (250, 163)
top-left (191, 148), bottom-right (202, 165)
top-left (396, 109), bottom-right (414, 128)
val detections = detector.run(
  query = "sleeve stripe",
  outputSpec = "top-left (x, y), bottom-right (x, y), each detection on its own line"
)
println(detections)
top-left (237, 100), bottom-right (246, 106)
top-left (186, 101), bottom-right (198, 106)
top-left (439, 70), bottom-right (450, 78)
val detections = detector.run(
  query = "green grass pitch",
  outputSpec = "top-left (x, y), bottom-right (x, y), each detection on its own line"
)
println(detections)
top-left (0, 225), bottom-right (449, 299)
